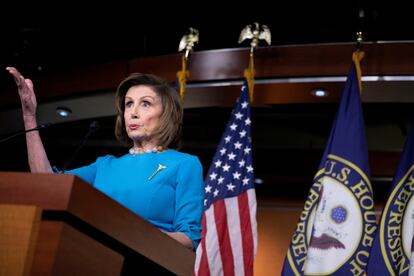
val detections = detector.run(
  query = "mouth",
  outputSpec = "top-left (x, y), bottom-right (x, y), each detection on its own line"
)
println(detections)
top-left (128, 124), bottom-right (141, 130)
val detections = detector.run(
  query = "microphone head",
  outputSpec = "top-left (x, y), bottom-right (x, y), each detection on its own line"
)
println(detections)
top-left (39, 122), bottom-right (53, 129)
top-left (89, 120), bottom-right (100, 131)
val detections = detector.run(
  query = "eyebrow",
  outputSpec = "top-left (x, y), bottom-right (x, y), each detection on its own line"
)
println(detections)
top-left (125, 95), bottom-right (156, 101)
top-left (140, 95), bottom-right (155, 101)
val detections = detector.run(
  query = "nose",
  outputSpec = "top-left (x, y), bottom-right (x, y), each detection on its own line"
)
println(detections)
top-left (130, 106), bottom-right (139, 118)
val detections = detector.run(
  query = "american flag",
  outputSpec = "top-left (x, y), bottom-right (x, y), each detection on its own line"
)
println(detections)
top-left (194, 81), bottom-right (258, 276)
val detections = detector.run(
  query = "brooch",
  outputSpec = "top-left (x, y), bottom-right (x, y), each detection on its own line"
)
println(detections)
top-left (148, 164), bottom-right (167, 180)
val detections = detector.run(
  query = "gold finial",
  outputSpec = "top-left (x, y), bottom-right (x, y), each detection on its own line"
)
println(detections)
top-left (356, 31), bottom-right (363, 51)
top-left (238, 23), bottom-right (271, 102)
top-left (238, 22), bottom-right (271, 55)
top-left (177, 27), bottom-right (199, 100)
top-left (353, 30), bottom-right (365, 94)
top-left (178, 27), bottom-right (199, 60)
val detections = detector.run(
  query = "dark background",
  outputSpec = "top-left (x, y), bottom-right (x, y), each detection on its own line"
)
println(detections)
top-left (0, 2), bottom-right (413, 205)
top-left (0, 2), bottom-right (412, 73)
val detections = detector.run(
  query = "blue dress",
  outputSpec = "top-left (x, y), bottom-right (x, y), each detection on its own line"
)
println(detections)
top-left (66, 149), bottom-right (204, 249)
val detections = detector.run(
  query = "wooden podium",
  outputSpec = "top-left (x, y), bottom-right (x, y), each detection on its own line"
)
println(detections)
top-left (0, 172), bottom-right (196, 276)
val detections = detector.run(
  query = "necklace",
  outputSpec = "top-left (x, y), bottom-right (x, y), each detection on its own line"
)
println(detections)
top-left (129, 146), bottom-right (165, 156)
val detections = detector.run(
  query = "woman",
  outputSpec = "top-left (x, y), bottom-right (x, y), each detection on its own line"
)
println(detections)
top-left (6, 67), bottom-right (204, 250)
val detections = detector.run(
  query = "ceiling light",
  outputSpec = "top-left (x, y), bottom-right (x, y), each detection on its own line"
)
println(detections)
top-left (56, 107), bottom-right (72, 118)
top-left (311, 89), bottom-right (329, 97)
top-left (254, 178), bottom-right (264, 184)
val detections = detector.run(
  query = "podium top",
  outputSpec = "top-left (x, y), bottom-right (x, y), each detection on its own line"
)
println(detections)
top-left (0, 172), bottom-right (196, 275)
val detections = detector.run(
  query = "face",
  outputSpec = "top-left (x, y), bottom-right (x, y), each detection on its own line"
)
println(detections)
top-left (123, 85), bottom-right (163, 147)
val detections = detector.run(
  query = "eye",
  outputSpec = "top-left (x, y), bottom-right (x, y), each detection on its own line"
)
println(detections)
top-left (125, 100), bottom-right (133, 108)
top-left (141, 100), bottom-right (151, 107)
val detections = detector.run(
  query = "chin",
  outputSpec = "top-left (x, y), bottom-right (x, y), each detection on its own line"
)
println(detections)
top-left (127, 132), bottom-right (141, 139)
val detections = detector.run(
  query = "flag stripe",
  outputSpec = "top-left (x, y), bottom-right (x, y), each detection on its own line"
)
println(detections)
top-left (195, 215), bottom-right (210, 276)
top-left (214, 200), bottom-right (235, 275)
top-left (225, 196), bottom-right (244, 276)
top-left (205, 206), bottom-right (223, 276)
top-left (248, 189), bottom-right (258, 256)
top-left (238, 191), bottom-right (254, 275)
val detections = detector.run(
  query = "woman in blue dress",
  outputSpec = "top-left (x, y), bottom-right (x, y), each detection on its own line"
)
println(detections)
top-left (6, 67), bottom-right (204, 250)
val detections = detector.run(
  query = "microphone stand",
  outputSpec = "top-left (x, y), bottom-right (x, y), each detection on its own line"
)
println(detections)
top-left (0, 123), bottom-right (52, 143)
top-left (60, 121), bottom-right (99, 173)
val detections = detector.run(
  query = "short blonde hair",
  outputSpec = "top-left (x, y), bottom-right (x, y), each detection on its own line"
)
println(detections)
top-left (114, 73), bottom-right (183, 149)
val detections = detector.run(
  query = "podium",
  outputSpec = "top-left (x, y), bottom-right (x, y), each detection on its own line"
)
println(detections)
top-left (0, 172), bottom-right (196, 276)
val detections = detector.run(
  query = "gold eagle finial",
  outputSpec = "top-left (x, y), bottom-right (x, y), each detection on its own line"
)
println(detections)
top-left (238, 22), bottom-right (271, 103)
top-left (238, 22), bottom-right (271, 52)
top-left (177, 27), bottom-right (199, 100)
top-left (178, 27), bottom-right (199, 60)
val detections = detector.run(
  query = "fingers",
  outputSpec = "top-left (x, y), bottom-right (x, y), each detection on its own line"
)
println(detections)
top-left (6, 66), bottom-right (24, 84)
top-left (5, 66), bottom-right (17, 73)
top-left (6, 67), bottom-right (32, 89)
top-left (25, 79), bottom-right (34, 90)
top-left (6, 67), bottom-right (37, 116)
top-left (6, 66), bottom-right (21, 80)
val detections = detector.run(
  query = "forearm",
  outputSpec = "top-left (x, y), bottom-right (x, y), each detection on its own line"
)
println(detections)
top-left (163, 232), bottom-right (193, 250)
top-left (24, 115), bottom-right (52, 173)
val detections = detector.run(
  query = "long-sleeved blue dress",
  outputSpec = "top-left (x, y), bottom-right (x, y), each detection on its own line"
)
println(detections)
top-left (66, 149), bottom-right (204, 249)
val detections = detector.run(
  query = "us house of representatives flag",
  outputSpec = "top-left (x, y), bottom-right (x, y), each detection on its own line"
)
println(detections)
top-left (282, 52), bottom-right (377, 275)
top-left (194, 81), bottom-right (258, 276)
top-left (367, 121), bottom-right (414, 276)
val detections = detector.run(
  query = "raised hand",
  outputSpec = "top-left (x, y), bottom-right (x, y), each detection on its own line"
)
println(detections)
top-left (5, 67), bottom-right (51, 173)
top-left (6, 67), bottom-right (37, 118)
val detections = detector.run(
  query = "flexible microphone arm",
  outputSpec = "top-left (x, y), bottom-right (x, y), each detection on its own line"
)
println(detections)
top-left (0, 122), bottom-right (52, 143)
top-left (60, 121), bottom-right (99, 173)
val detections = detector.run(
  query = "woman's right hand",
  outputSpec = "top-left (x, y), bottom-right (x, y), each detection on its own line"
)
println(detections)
top-left (6, 67), bottom-right (52, 173)
top-left (6, 67), bottom-right (37, 118)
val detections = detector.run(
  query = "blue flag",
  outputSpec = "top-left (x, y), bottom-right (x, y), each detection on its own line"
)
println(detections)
top-left (367, 121), bottom-right (414, 276)
top-left (282, 53), bottom-right (377, 275)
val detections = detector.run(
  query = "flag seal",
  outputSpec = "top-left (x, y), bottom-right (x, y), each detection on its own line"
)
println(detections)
top-left (304, 154), bottom-right (376, 275)
top-left (380, 165), bottom-right (414, 275)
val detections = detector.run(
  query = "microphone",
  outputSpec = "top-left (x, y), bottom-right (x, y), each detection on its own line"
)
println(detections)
top-left (60, 120), bottom-right (100, 173)
top-left (0, 122), bottom-right (52, 143)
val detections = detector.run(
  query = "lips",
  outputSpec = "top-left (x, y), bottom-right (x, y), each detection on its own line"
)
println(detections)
top-left (128, 124), bottom-right (141, 130)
